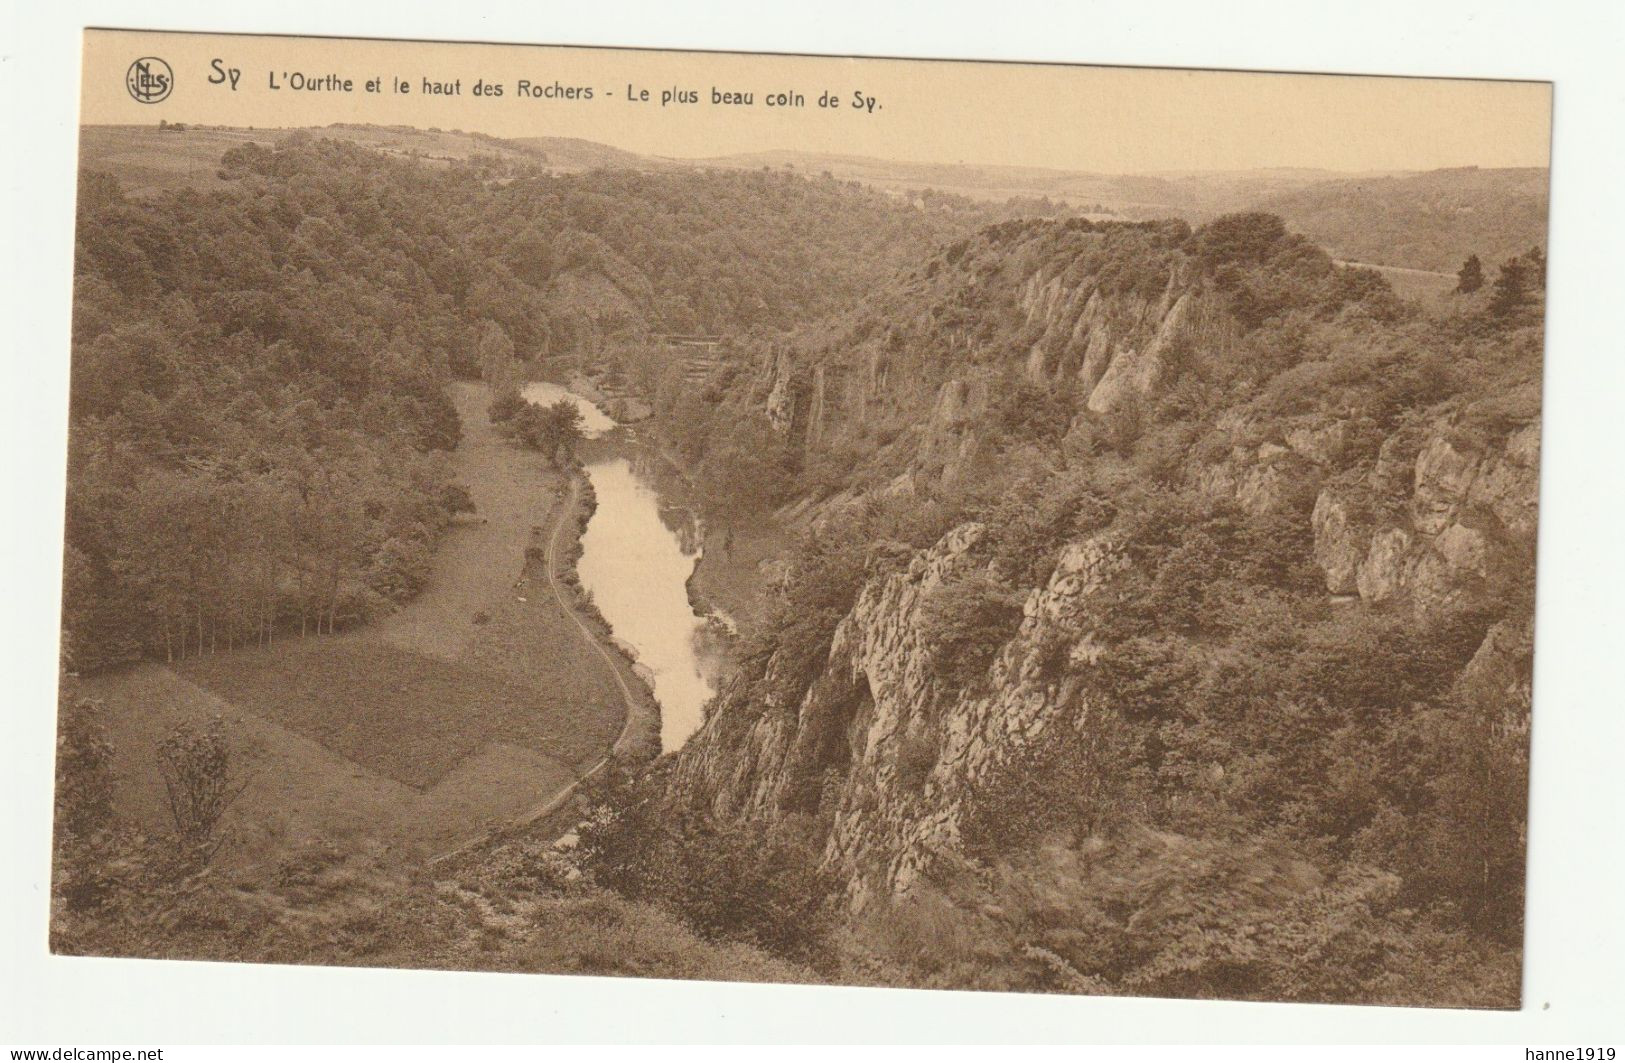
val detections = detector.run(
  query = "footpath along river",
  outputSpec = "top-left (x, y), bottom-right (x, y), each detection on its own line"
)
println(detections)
top-left (522, 381), bottom-right (726, 751)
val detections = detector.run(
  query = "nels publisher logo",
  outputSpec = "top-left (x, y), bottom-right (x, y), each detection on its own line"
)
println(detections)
top-left (126, 57), bottom-right (173, 104)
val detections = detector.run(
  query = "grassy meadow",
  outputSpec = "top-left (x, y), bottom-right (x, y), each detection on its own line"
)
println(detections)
top-left (80, 383), bottom-right (637, 866)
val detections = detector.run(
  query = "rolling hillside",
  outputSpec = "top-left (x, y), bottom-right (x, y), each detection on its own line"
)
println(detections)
top-left (1252, 167), bottom-right (1550, 272)
top-left (80, 124), bottom-right (1548, 276)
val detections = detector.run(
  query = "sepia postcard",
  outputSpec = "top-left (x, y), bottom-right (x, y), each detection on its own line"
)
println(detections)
top-left (53, 27), bottom-right (1551, 1010)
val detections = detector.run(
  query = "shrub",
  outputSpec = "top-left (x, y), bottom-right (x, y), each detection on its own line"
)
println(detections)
top-left (487, 389), bottom-right (526, 424)
top-left (440, 482), bottom-right (476, 515)
top-left (918, 572), bottom-right (1025, 683)
top-left (990, 377), bottom-right (1075, 445)
top-left (1096, 394), bottom-right (1146, 456)
top-left (579, 778), bottom-right (838, 967)
top-left (894, 732), bottom-right (939, 791)
top-left (157, 716), bottom-right (251, 865)
top-left (960, 706), bottom-right (1136, 857)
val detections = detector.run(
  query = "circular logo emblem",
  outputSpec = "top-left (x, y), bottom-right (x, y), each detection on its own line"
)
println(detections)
top-left (125, 57), bottom-right (174, 104)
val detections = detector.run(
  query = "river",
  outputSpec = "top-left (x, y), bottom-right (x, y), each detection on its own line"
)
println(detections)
top-left (521, 381), bottom-right (618, 436)
top-left (522, 381), bottom-right (724, 752)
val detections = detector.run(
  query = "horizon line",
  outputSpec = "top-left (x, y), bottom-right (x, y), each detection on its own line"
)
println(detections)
top-left (78, 121), bottom-right (1552, 181)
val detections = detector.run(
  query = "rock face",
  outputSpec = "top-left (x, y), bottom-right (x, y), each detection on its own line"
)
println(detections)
top-left (749, 230), bottom-right (1238, 494)
top-left (764, 347), bottom-right (803, 436)
top-left (1190, 400), bottom-right (1539, 611)
top-left (1311, 488), bottom-right (1367, 594)
top-left (1085, 291), bottom-right (1189, 413)
top-left (1459, 617), bottom-right (1536, 733)
top-left (666, 412), bottom-right (1540, 912)
top-left (665, 220), bottom-right (1541, 921)
top-left (1309, 421), bottom-right (1540, 609)
top-left (665, 412), bottom-right (1539, 916)
top-left (1017, 262), bottom-right (1240, 416)
top-left (668, 523), bottom-right (1127, 907)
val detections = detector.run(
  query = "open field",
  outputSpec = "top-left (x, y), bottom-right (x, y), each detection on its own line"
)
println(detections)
top-left (1336, 259), bottom-right (1459, 302)
top-left (76, 664), bottom-right (585, 865)
top-left (78, 124), bottom-right (272, 194)
top-left (82, 382), bottom-right (643, 864)
top-left (78, 124), bottom-right (551, 196)
top-left (176, 637), bottom-right (613, 790)
top-left (372, 383), bottom-right (584, 663)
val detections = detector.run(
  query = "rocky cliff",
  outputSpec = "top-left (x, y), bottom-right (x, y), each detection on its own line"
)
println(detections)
top-left (1309, 421), bottom-right (1540, 607)
top-left (660, 215), bottom-right (1542, 922)
top-left (747, 219), bottom-right (1234, 494)
top-left (669, 414), bottom-right (1538, 904)
top-left (669, 522), bottom-right (1130, 905)
top-left (1196, 405), bottom-right (1540, 610)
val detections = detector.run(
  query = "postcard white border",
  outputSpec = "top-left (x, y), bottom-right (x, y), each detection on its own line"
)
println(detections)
top-left (4, 0), bottom-right (1622, 1045)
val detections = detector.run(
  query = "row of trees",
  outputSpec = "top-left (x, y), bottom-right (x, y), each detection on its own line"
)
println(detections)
top-left (65, 436), bottom-right (463, 666)
top-left (67, 150), bottom-right (483, 669)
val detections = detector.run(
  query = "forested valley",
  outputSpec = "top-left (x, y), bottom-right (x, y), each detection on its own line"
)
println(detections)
top-left (63, 134), bottom-right (999, 672)
top-left (55, 130), bottom-right (1545, 1006)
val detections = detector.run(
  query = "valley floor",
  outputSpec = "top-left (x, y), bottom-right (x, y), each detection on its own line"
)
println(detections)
top-left (80, 382), bottom-right (644, 868)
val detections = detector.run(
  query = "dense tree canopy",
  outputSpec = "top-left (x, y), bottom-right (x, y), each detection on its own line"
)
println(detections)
top-left (66, 136), bottom-right (1010, 670)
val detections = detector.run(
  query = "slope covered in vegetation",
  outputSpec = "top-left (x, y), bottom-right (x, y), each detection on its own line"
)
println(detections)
top-left (598, 212), bottom-right (1543, 1005)
top-left (54, 130), bottom-right (1043, 978)
top-left (51, 688), bottom-right (806, 984)
top-left (1253, 166), bottom-right (1549, 272)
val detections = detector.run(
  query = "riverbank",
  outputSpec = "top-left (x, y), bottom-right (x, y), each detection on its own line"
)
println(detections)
top-left (512, 375), bottom-right (759, 747)
top-left (507, 375), bottom-right (778, 740)
top-left (535, 468), bottom-right (662, 763)
top-left (687, 520), bottom-right (783, 632)
top-left (629, 433), bottom-right (785, 633)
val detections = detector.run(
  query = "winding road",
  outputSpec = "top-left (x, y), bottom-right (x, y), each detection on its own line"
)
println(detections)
top-left (431, 468), bottom-right (648, 864)
top-left (541, 473), bottom-right (646, 762)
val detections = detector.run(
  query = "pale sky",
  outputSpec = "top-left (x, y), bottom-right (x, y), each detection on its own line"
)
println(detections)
top-left (82, 29), bottom-right (1552, 174)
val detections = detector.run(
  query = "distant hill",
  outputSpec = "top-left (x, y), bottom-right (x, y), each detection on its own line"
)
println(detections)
top-left (674, 149), bottom-right (1192, 214)
top-left (663, 151), bottom-right (1550, 274)
top-left (79, 125), bottom-right (275, 195)
top-left (1251, 167), bottom-right (1550, 273)
top-left (510, 136), bottom-right (679, 172)
top-left (673, 152), bottom-right (1386, 216)
top-left (78, 125), bottom-right (1549, 275)
top-left (79, 123), bottom-right (549, 195)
